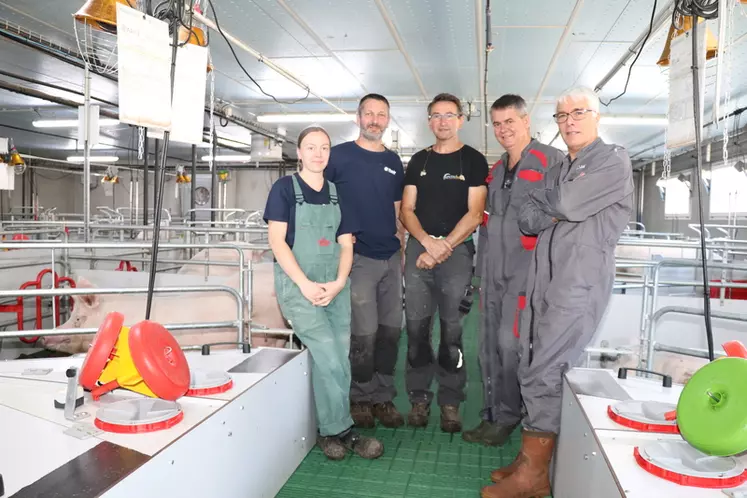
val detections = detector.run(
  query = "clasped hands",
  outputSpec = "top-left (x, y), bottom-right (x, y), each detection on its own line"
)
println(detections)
top-left (299, 278), bottom-right (345, 307)
top-left (417, 237), bottom-right (453, 270)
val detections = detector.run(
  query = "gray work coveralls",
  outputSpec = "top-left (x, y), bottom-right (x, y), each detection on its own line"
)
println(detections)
top-left (517, 138), bottom-right (633, 434)
top-left (478, 140), bottom-right (564, 426)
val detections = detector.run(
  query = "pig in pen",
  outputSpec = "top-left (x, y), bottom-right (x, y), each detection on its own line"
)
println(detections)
top-left (39, 246), bottom-right (293, 354)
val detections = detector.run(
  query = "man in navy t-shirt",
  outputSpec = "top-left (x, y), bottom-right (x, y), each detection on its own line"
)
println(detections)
top-left (324, 93), bottom-right (405, 429)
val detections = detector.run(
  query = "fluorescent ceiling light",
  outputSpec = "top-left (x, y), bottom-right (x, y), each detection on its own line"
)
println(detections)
top-left (67, 156), bottom-right (119, 163)
top-left (201, 155), bottom-right (252, 162)
top-left (600, 115), bottom-right (668, 126)
top-left (257, 113), bottom-right (355, 124)
top-left (34, 119), bottom-right (120, 128)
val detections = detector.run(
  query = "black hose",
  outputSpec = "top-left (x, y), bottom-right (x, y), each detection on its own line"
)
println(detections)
top-left (144, 1), bottom-right (182, 320)
top-left (690, 20), bottom-right (715, 362)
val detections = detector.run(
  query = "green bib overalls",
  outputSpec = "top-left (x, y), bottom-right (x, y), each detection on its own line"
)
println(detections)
top-left (273, 175), bottom-right (354, 436)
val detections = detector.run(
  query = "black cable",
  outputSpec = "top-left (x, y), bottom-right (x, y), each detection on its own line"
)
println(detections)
top-left (602, 0), bottom-right (657, 107)
top-left (675, 0), bottom-right (719, 19)
top-left (144, 0), bottom-right (182, 320)
top-left (204, 0), bottom-right (311, 105)
top-left (690, 19), bottom-right (715, 362)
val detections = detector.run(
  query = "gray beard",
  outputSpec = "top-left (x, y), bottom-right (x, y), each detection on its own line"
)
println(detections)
top-left (361, 128), bottom-right (384, 141)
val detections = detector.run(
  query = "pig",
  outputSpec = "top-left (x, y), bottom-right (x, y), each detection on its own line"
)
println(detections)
top-left (40, 260), bottom-right (291, 354)
top-left (176, 247), bottom-right (273, 277)
top-left (599, 347), bottom-right (709, 385)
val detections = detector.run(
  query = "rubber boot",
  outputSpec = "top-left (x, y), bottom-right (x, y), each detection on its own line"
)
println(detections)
top-left (482, 430), bottom-right (555, 498)
top-left (464, 420), bottom-right (518, 446)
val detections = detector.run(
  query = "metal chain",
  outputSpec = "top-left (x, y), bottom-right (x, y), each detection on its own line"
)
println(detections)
top-left (137, 126), bottom-right (145, 161)
top-left (208, 51), bottom-right (215, 172)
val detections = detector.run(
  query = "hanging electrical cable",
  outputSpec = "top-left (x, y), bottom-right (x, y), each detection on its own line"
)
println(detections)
top-left (676, 0), bottom-right (718, 361)
top-left (144, 0), bottom-right (183, 320)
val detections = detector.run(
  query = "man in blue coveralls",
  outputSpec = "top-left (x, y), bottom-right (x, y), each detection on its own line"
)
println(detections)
top-left (324, 94), bottom-right (407, 429)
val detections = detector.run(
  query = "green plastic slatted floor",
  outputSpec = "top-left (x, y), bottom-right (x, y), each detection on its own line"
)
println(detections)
top-left (278, 291), bottom-right (525, 497)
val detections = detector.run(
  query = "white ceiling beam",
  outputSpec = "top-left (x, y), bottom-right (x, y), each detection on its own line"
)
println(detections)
top-left (373, 0), bottom-right (428, 99)
top-left (529, 0), bottom-right (585, 118)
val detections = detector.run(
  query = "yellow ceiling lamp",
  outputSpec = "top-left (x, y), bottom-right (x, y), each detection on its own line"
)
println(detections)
top-left (657, 15), bottom-right (718, 67)
top-left (73, 0), bottom-right (131, 33)
top-left (8, 145), bottom-right (25, 168)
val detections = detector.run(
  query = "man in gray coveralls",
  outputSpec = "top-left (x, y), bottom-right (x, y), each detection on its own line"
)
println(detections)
top-left (481, 86), bottom-right (633, 498)
top-left (463, 94), bottom-right (564, 447)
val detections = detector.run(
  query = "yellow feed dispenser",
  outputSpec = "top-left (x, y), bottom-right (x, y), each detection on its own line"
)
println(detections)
top-left (79, 312), bottom-right (191, 401)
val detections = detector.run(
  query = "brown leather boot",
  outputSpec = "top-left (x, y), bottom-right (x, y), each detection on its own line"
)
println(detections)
top-left (440, 404), bottom-right (462, 433)
top-left (372, 401), bottom-right (405, 428)
top-left (482, 430), bottom-right (555, 498)
top-left (350, 402), bottom-right (375, 428)
top-left (407, 402), bottom-right (430, 427)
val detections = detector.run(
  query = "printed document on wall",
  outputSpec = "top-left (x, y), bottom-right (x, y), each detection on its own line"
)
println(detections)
top-left (116, 3), bottom-right (172, 130)
top-left (666, 27), bottom-right (706, 149)
top-left (170, 44), bottom-right (209, 145)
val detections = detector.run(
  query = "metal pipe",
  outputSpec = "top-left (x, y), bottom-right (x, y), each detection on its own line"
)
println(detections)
top-left (143, 134), bottom-right (149, 226)
top-left (211, 132), bottom-right (218, 227)
top-left (637, 170), bottom-right (645, 225)
top-left (83, 66), bottom-right (91, 244)
top-left (192, 6), bottom-right (347, 117)
top-left (0, 78), bottom-right (119, 120)
top-left (0, 321), bottom-right (238, 339)
top-left (0, 285), bottom-right (243, 345)
top-left (594, 1), bottom-right (675, 92)
top-left (191, 144), bottom-right (197, 224)
top-left (654, 343), bottom-right (726, 360)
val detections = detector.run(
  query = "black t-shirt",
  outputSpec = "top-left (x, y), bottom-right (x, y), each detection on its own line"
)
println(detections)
top-left (404, 145), bottom-right (489, 237)
top-left (263, 173), bottom-right (359, 249)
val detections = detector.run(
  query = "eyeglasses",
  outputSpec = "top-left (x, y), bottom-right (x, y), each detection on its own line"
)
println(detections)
top-left (429, 112), bottom-right (461, 121)
top-left (553, 109), bottom-right (596, 123)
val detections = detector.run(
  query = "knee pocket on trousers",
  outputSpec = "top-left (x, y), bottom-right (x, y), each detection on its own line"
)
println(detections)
top-left (438, 344), bottom-right (463, 373)
top-left (349, 335), bottom-right (376, 382)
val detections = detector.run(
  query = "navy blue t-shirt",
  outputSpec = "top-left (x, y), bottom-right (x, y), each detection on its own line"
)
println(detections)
top-left (263, 173), bottom-right (358, 249)
top-left (325, 141), bottom-right (404, 260)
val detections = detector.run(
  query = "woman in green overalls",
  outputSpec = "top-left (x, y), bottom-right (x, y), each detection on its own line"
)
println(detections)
top-left (264, 126), bottom-right (384, 461)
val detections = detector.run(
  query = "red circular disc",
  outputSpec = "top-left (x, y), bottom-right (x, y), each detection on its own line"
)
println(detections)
top-left (94, 410), bottom-right (184, 434)
top-left (79, 312), bottom-right (124, 390)
top-left (186, 378), bottom-right (233, 397)
top-left (607, 405), bottom-right (680, 434)
top-left (128, 321), bottom-right (190, 400)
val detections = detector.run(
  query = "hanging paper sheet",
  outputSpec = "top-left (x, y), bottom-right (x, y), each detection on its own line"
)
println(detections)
top-left (116, 3), bottom-right (172, 131)
top-left (666, 26), bottom-right (707, 149)
top-left (170, 43), bottom-right (209, 146)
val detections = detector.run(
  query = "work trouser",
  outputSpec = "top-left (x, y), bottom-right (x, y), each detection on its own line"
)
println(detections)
top-left (404, 237), bottom-right (474, 406)
top-left (349, 251), bottom-right (403, 404)
top-left (479, 283), bottom-right (523, 426)
top-left (275, 265), bottom-right (354, 436)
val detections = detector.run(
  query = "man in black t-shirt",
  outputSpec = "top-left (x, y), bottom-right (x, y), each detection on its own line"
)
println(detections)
top-left (400, 93), bottom-right (489, 433)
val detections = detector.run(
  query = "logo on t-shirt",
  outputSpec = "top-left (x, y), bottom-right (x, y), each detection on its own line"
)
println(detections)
top-left (384, 166), bottom-right (397, 175)
top-left (318, 238), bottom-right (330, 247)
top-left (443, 173), bottom-right (465, 181)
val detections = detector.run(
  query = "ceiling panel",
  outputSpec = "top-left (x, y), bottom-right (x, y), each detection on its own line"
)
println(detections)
top-left (381, 0), bottom-right (480, 98)
top-left (283, 0), bottom-right (397, 51)
top-left (491, 0), bottom-right (577, 27)
top-left (334, 50), bottom-right (421, 97)
top-left (606, 0), bottom-right (672, 43)
top-left (0, 1), bottom-right (79, 49)
top-left (487, 28), bottom-right (564, 99)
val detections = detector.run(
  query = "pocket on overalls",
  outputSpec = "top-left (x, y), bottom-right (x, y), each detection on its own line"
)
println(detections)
top-left (513, 292), bottom-right (527, 338)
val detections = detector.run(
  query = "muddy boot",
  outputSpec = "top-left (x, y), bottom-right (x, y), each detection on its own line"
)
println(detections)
top-left (350, 402), bottom-right (375, 428)
top-left (482, 422), bottom-right (519, 447)
top-left (482, 430), bottom-right (556, 498)
top-left (339, 430), bottom-right (384, 459)
top-left (317, 435), bottom-right (348, 461)
top-left (462, 420), bottom-right (494, 443)
top-left (440, 404), bottom-right (462, 433)
top-left (372, 401), bottom-right (404, 428)
top-left (407, 402), bottom-right (430, 427)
